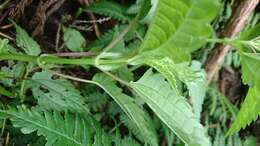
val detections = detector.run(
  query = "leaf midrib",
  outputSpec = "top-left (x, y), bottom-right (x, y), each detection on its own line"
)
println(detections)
top-left (3, 110), bottom-right (84, 146)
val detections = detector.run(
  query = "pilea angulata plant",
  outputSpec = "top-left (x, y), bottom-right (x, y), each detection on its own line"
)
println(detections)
top-left (0, 0), bottom-right (259, 146)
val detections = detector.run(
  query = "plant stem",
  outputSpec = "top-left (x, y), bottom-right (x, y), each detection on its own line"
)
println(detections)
top-left (205, 0), bottom-right (259, 84)
top-left (0, 53), bottom-right (128, 66)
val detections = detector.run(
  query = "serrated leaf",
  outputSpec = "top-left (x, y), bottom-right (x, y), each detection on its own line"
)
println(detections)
top-left (15, 25), bottom-right (41, 55)
top-left (145, 58), bottom-right (206, 119)
top-left (0, 106), bottom-right (111, 146)
top-left (226, 87), bottom-right (260, 135)
top-left (241, 53), bottom-right (260, 90)
top-left (185, 61), bottom-right (206, 120)
top-left (85, 1), bottom-right (130, 22)
top-left (139, 0), bottom-right (219, 62)
top-left (92, 73), bottom-right (158, 146)
top-left (130, 70), bottom-right (211, 146)
top-left (239, 24), bottom-right (260, 41)
top-left (1, 62), bottom-right (25, 86)
top-left (28, 71), bottom-right (89, 113)
top-left (63, 27), bottom-right (85, 52)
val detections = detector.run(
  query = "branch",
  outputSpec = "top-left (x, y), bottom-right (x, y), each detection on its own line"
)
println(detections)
top-left (205, 0), bottom-right (259, 85)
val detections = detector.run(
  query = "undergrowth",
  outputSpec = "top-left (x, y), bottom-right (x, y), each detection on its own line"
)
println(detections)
top-left (0, 0), bottom-right (259, 146)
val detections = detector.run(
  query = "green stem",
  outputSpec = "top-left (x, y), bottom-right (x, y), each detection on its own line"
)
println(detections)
top-left (0, 54), bottom-right (37, 62)
top-left (206, 38), bottom-right (233, 45)
top-left (0, 53), bottom-right (128, 65)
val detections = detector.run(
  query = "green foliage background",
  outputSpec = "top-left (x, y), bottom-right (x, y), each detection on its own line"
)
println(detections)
top-left (0, 0), bottom-right (259, 146)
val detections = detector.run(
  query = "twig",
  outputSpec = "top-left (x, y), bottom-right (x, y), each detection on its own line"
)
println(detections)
top-left (46, 0), bottom-right (65, 17)
top-left (0, 0), bottom-right (11, 11)
top-left (205, 0), bottom-right (259, 85)
top-left (55, 22), bottom-right (61, 50)
top-left (88, 13), bottom-right (101, 38)
top-left (0, 32), bottom-right (15, 41)
top-left (74, 17), bottom-right (111, 24)
top-left (0, 24), bottom-right (13, 29)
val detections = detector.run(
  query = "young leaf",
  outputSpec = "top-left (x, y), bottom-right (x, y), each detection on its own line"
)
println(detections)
top-left (15, 25), bottom-right (41, 55)
top-left (138, 0), bottom-right (220, 62)
top-left (28, 71), bottom-right (89, 113)
top-left (130, 70), bottom-right (211, 146)
top-left (63, 27), bottom-right (85, 52)
top-left (92, 73), bottom-right (158, 146)
top-left (0, 106), bottom-right (112, 146)
top-left (226, 87), bottom-right (260, 135)
top-left (241, 53), bottom-right (260, 90)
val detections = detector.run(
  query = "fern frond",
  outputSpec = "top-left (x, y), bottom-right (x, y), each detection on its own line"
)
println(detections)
top-left (0, 106), bottom-right (112, 146)
top-left (114, 131), bottom-right (141, 146)
top-left (28, 71), bottom-right (89, 113)
top-left (89, 25), bottom-right (126, 49)
top-left (226, 87), bottom-right (260, 135)
top-left (84, 1), bottom-right (130, 22)
top-left (85, 92), bottom-right (108, 112)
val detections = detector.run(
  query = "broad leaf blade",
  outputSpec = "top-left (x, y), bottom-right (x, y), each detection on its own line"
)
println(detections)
top-left (15, 25), bottom-right (41, 55)
top-left (227, 87), bottom-right (260, 135)
top-left (92, 73), bottom-right (158, 146)
top-left (139, 0), bottom-right (219, 62)
top-left (145, 58), bottom-right (206, 119)
top-left (63, 27), bottom-right (85, 52)
top-left (241, 53), bottom-right (260, 90)
top-left (131, 70), bottom-right (211, 146)
top-left (28, 71), bottom-right (89, 113)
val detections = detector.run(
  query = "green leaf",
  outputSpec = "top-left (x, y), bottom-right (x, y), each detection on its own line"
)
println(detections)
top-left (28, 71), bottom-right (89, 113)
top-left (139, 0), bottom-right (219, 62)
top-left (232, 24), bottom-right (260, 52)
top-left (1, 62), bottom-right (25, 86)
top-left (140, 0), bottom-right (159, 24)
top-left (92, 73), bottom-right (158, 146)
top-left (243, 136), bottom-right (257, 146)
top-left (226, 87), bottom-right (260, 135)
top-left (0, 106), bottom-right (112, 146)
top-left (15, 25), bottom-right (41, 55)
top-left (144, 57), bottom-right (179, 92)
top-left (184, 61), bottom-right (206, 120)
top-left (0, 85), bottom-right (14, 97)
top-left (145, 58), bottom-right (206, 119)
top-left (63, 27), bottom-right (85, 52)
top-left (239, 24), bottom-right (260, 41)
top-left (85, 1), bottom-right (130, 22)
top-left (0, 38), bottom-right (9, 54)
top-left (241, 53), bottom-right (260, 90)
top-left (130, 70), bottom-right (211, 146)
